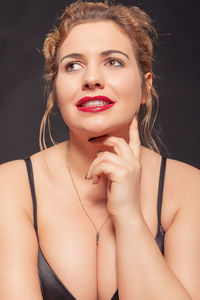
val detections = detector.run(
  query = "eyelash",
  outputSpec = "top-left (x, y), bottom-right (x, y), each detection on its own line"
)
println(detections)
top-left (64, 57), bottom-right (124, 72)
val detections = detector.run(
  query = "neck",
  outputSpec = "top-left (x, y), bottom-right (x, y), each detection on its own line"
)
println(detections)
top-left (67, 125), bottom-right (130, 179)
top-left (66, 125), bottom-right (130, 204)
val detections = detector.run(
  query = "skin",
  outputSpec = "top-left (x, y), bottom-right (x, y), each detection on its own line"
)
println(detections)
top-left (55, 21), bottom-right (152, 207)
top-left (0, 21), bottom-right (200, 300)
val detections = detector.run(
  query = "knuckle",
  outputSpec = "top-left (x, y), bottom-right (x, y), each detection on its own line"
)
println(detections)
top-left (99, 151), bottom-right (111, 159)
top-left (118, 137), bottom-right (126, 144)
top-left (101, 161), bottom-right (108, 169)
top-left (103, 151), bottom-right (110, 156)
top-left (119, 168), bottom-right (128, 177)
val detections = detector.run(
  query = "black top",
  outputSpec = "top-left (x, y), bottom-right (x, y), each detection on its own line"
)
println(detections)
top-left (24, 156), bottom-right (167, 300)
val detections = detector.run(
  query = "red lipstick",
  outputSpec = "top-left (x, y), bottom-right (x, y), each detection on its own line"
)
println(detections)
top-left (76, 95), bottom-right (115, 113)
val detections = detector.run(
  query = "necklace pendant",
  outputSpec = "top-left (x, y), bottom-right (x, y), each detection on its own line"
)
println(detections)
top-left (96, 232), bottom-right (100, 245)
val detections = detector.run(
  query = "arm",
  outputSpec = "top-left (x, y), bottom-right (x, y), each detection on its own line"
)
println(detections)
top-left (0, 161), bottom-right (43, 300)
top-left (87, 117), bottom-right (200, 299)
top-left (113, 161), bottom-right (200, 300)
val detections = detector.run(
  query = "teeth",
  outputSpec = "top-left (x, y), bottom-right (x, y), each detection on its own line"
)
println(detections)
top-left (81, 100), bottom-right (111, 107)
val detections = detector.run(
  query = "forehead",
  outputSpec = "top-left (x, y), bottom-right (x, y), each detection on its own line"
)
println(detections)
top-left (59, 21), bottom-right (135, 57)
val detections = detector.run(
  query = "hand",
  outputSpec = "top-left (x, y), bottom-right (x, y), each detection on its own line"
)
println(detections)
top-left (86, 115), bottom-right (143, 222)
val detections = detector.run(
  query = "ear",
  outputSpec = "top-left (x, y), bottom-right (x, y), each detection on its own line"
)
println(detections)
top-left (141, 72), bottom-right (153, 104)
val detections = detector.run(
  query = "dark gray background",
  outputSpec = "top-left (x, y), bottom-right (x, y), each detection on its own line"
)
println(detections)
top-left (0, 0), bottom-right (199, 168)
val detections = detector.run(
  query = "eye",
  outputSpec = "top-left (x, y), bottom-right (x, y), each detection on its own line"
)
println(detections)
top-left (65, 62), bottom-right (82, 72)
top-left (105, 57), bottom-right (124, 68)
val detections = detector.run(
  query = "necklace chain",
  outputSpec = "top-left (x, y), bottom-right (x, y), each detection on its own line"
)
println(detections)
top-left (66, 141), bottom-right (111, 246)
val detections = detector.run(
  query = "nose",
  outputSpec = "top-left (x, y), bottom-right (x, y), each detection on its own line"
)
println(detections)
top-left (82, 66), bottom-right (105, 90)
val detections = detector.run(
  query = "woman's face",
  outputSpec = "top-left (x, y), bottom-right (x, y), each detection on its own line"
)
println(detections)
top-left (56, 21), bottom-right (151, 138)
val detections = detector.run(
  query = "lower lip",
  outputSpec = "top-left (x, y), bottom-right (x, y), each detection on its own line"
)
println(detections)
top-left (77, 103), bottom-right (115, 113)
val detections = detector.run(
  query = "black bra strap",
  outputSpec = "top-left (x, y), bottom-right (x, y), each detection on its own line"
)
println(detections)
top-left (157, 156), bottom-right (167, 228)
top-left (24, 157), bottom-right (38, 237)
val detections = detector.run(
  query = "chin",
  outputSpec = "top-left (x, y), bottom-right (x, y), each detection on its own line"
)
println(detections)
top-left (81, 122), bottom-right (110, 134)
top-left (86, 129), bottom-right (110, 138)
top-left (71, 118), bottom-right (130, 138)
top-left (86, 122), bottom-right (127, 137)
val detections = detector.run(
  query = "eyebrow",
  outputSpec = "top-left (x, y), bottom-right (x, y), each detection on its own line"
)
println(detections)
top-left (60, 50), bottom-right (129, 63)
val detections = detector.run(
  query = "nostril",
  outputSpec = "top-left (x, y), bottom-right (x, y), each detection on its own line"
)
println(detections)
top-left (83, 78), bottom-right (104, 89)
top-left (83, 82), bottom-right (102, 89)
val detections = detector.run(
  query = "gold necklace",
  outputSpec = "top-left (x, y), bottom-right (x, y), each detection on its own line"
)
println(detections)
top-left (66, 141), bottom-right (111, 246)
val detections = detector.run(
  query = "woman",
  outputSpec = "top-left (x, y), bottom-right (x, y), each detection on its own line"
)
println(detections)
top-left (0, 1), bottom-right (199, 299)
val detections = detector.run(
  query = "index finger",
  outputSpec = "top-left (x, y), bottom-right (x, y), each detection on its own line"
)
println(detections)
top-left (129, 114), bottom-right (140, 159)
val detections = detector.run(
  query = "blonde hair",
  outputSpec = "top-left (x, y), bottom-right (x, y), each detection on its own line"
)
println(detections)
top-left (40, 0), bottom-right (160, 152)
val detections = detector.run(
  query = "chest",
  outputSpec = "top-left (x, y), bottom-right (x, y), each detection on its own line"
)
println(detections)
top-left (38, 201), bottom-right (118, 299)
top-left (35, 179), bottom-right (160, 300)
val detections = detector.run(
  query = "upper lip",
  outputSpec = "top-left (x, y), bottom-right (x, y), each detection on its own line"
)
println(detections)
top-left (76, 96), bottom-right (115, 107)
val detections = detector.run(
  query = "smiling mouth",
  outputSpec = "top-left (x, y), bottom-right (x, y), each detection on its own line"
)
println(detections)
top-left (76, 95), bottom-right (115, 107)
top-left (78, 100), bottom-right (112, 107)
top-left (76, 96), bottom-right (115, 113)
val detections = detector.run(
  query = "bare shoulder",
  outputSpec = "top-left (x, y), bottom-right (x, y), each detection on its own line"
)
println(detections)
top-left (30, 140), bottom-right (69, 176)
top-left (0, 139), bottom-right (68, 203)
top-left (141, 147), bottom-right (200, 233)
top-left (159, 157), bottom-right (200, 241)
top-left (141, 146), bottom-right (161, 174)
top-left (162, 159), bottom-right (200, 298)
top-left (0, 158), bottom-right (28, 180)
top-left (0, 157), bottom-right (35, 232)
top-left (142, 146), bottom-right (200, 204)
top-left (165, 158), bottom-right (200, 205)
top-left (0, 159), bottom-right (33, 216)
top-left (0, 159), bottom-right (43, 298)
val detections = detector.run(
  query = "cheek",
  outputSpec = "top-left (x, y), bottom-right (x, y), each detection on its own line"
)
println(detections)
top-left (55, 74), bottom-right (76, 107)
top-left (108, 71), bottom-right (143, 105)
